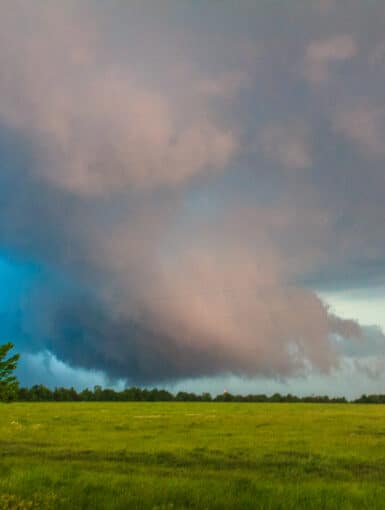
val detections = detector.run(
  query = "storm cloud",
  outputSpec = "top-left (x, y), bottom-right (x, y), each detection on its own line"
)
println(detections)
top-left (1, 1), bottom-right (385, 385)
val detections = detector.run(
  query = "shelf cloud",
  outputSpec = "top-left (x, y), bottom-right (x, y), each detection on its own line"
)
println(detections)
top-left (1, 1), bottom-right (385, 385)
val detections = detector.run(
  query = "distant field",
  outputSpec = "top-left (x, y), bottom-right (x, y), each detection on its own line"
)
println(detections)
top-left (1, 403), bottom-right (385, 509)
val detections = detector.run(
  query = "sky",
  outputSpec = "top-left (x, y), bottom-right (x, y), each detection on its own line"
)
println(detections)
top-left (1, 0), bottom-right (385, 398)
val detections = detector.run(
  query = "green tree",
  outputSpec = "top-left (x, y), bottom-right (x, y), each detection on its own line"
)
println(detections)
top-left (0, 343), bottom-right (20, 402)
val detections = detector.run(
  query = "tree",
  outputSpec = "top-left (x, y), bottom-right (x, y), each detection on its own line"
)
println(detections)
top-left (29, 384), bottom-right (53, 401)
top-left (0, 343), bottom-right (20, 402)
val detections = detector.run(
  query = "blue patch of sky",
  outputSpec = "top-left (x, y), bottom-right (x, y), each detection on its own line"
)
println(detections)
top-left (0, 252), bottom-right (80, 354)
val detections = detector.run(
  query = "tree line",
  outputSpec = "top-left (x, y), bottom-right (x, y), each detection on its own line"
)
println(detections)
top-left (14, 384), bottom-right (385, 403)
top-left (16, 384), bottom-right (349, 402)
top-left (2, 342), bottom-right (385, 403)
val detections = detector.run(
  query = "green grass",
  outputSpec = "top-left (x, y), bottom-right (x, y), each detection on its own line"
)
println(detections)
top-left (1, 403), bottom-right (385, 509)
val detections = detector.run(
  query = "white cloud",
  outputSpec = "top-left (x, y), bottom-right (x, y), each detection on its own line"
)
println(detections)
top-left (332, 102), bottom-right (385, 158)
top-left (17, 350), bottom-right (126, 390)
top-left (304, 34), bottom-right (357, 84)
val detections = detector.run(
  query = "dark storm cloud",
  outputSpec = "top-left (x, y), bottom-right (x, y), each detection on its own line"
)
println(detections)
top-left (0, 0), bottom-right (384, 384)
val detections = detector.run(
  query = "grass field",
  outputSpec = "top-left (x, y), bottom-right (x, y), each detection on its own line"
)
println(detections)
top-left (1, 403), bottom-right (385, 509)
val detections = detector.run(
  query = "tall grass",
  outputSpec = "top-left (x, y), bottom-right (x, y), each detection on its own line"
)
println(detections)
top-left (1, 403), bottom-right (385, 509)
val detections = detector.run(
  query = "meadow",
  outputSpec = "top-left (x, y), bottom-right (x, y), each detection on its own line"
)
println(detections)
top-left (1, 403), bottom-right (385, 509)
